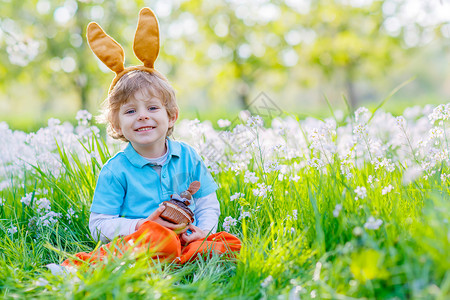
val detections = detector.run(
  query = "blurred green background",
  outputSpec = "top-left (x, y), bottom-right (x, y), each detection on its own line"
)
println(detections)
top-left (1, 0), bottom-right (450, 132)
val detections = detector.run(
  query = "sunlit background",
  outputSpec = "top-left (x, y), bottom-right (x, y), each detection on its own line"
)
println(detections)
top-left (1, 0), bottom-right (450, 131)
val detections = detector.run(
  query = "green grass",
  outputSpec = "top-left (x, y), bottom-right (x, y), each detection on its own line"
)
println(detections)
top-left (0, 124), bottom-right (449, 299)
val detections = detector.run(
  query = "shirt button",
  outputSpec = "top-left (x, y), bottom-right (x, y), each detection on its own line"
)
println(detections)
top-left (162, 173), bottom-right (166, 178)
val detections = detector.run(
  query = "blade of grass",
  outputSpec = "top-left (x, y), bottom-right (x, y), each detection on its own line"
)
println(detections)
top-left (368, 76), bottom-right (416, 123)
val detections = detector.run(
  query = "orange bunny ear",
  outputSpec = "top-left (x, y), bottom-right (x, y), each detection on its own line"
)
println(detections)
top-left (133, 7), bottom-right (159, 68)
top-left (87, 22), bottom-right (125, 74)
top-left (187, 181), bottom-right (201, 195)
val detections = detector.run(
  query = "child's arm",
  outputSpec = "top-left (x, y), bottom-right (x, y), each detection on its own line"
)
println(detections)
top-left (179, 192), bottom-right (220, 245)
top-left (134, 206), bottom-right (189, 232)
top-left (89, 212), bottom-right (140, 242)
top-left (89, 212), bottom-right (141, 243)
top-left (193, 191), bottom-right (220, 233)
top-left (90, 207), bottom-right (188, 243)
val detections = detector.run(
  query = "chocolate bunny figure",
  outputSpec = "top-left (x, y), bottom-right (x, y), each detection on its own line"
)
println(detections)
top-left (160, 181), bottom-right (201, 224)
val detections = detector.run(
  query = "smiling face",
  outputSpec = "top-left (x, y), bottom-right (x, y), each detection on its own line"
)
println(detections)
top-left (102, 70), bottom-right (179, 144)
top-left (115, 89), bottom-right (178, 157)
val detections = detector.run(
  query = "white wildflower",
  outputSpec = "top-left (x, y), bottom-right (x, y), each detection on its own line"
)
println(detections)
top-left (313, 262), bottom-right (322, 281)
top-left (395, 116), bottom-right (406, 128)
top-left (47, 118), bottom-right (61, 127)
top-left (8, 226), bottom-right (18, 235)
top-left (349, 280), bottom-right (358, 287)
top-left (429, 127), bottom-right (444, 139)
top-left (333, 204), bottom-right (343, 217)
top-left (35, 188), bottom-right (49, 196)
top-left (428, 103), bottom-right (450, 123)
top-left (381, 185), bottom-right (394, 195)
top-left (353, 124), bottom-right (368, 139)
top-left (28, 217), bottom-right (37, 228)
top-left (217, 119), bottom-right (231, 128)
top-left (252, 183), bottom-right (272, 198)
top-left (75, 110), bottom-right (92, 126)
top-left (233, 123), bottom-right (247, 134)
top-left (353, 226), bottom-right (364, 236)
top-left (238, 110), bottom-right (251, 123)
top-left (246, 115), bottom-right (264, 128)
top-left (261, 275), bottom-right (273, 288)
top-left (354, 186), bottom-right (367, 200)
top-left (271, 143), bottom-right (287, 154)
top-left (222, 216), bottom-right (237, 232)
top-left (66, 207), bottom-right (78, 220)
top-left (239, 211), bottom-right (251, 220)
top-left (354, 107), bottom-right (370, 123)
top-left (244, 170), bottom-right (259, 184)
top-left (367, 175), bottom-right (379, 184)
top-left (230, 192), bottom-right (245, 201)
top-left (20, 193), bottom-right (33, 206)
top-left (289, 285), bottom-right (303, 299)
top-left (290, 174), bottom-right (301, 182)
top-left (373, 157), bottom-right (395, 172)
top-left (308, 128), bottom-right (323, 144)
top-left (340, 163), bottom-right (353, 179)
top-left (40, 211), bottom-right (62, 227)
top-left (36, 198), bottom-right (51, 213)
top-left (264, 160), bottom-right (281, 173)
top-left (364, 216), bottom-right (383, 230)
top-left (308, 157), bottom-right (325, 169)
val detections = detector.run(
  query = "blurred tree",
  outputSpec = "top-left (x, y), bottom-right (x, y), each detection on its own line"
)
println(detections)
top-left (0, 0), bottom-right (137, 112)
top-left (165, 0), bottom-right (293, 108)
top-left (162, 0), bottom-right (450, 109)
top-left (0, 0), bottom-right (449, 116)
top-left (302, 0), bottom-right (407, 109)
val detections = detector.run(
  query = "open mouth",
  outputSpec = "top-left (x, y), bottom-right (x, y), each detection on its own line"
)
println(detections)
top-left (135, 126), bottom-right (155, 132)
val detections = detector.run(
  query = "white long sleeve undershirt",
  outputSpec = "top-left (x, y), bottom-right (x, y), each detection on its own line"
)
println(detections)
top-left (89, 192), bottom-right (220, 243)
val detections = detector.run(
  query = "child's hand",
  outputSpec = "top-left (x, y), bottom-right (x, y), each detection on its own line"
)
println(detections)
top-left (135, 206), bottom-right (188, 234)
top-left (180, 224), bottom-right (207, 245)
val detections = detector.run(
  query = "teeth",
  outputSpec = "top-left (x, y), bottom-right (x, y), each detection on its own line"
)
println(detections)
top-left (136, 127), bottom-right (154, 131)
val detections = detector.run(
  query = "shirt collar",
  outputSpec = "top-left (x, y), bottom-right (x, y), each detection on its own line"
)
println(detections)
top-left (124, 138), bottom-right (181, 168)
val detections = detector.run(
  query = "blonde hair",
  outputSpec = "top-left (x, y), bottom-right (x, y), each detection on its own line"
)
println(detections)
top-left (98, 70), bottom-right (178, 141)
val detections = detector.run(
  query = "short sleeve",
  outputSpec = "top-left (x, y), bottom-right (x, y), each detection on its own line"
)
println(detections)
top-left (192, 149), bottom-right (218, 198)
top-left (90, 165), bottom-right (126, 215)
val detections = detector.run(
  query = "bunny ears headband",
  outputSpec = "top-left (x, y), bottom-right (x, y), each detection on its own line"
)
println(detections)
top-left (87, 8), bottom-right (161, 92)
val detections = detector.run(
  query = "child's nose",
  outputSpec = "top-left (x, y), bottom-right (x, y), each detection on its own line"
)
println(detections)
top-left (137, 112), bottom-right (150, 121)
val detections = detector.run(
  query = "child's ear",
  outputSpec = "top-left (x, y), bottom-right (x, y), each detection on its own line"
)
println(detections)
top-left (169, 111), bottom-right (178, 127)
top-left (113, 124), bottom-right (122, 136)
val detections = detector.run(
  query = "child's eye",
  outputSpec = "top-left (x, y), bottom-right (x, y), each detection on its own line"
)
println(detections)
top-left (125, 109), bottom-right (135, 114)
top-left (148, 106), bottom-right (159, 111)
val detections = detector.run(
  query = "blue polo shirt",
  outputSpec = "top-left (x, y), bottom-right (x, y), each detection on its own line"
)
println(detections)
top-left (90, 139), bottom-right (218, 220)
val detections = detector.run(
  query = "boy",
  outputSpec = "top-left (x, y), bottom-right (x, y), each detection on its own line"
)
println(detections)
top-left (58, 8), bottom-right (240, 267)
top-left (89, 70), bottom-right (221, 246)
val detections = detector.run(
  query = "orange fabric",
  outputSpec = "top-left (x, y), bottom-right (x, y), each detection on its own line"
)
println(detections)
top-left (179, 231), bottom-right (242, 264)
top-left (61, 221), bottom-right (241, 268)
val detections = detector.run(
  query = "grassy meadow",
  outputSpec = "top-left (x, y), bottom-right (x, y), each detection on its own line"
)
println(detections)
top-left (0, 103), bottom-right (449, 299)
